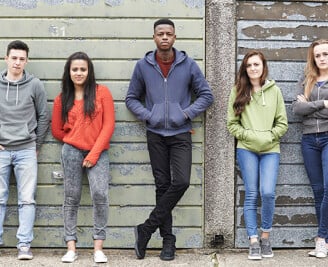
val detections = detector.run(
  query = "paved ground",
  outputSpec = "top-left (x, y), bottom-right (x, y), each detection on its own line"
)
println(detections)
top-left (1, 248), bottom-right (328, 267)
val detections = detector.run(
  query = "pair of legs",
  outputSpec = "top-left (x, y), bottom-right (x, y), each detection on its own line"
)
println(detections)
top-left (61, 144), bottom-right (110, 252)
top-left (237, 148), bottom-right (280, 243)
top-left (0, 147), bottom-right (37, 249)
top-left (142, 131), bottom-right (191, 241)
top-left (302, 133), bottom-right (328, 245)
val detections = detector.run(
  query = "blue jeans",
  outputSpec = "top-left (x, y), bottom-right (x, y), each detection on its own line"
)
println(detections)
top-left (237, 148), bottom-right (280, 239)
top-left (0, 147), bottom-right (37, 248)
top-left (302, 133), bottom-right (328, 241)
top-left (61, 144), bottom-right (110, 242)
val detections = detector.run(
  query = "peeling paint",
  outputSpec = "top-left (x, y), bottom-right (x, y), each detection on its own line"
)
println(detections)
top-left (65, 0), bottom-right (99, 5)
top-left (150, 0), bottom-right (167, 4)
top-left (303, 2), bottom-right (323, 8)
top-left (0, 0), bottom-right (38, 9)
top-left (256, 1), bottom-right (274, 6)
top-left (0, 0), bottom-right (99, 9)
top-left (184, 0), bottom-right (203, 9)
top-left (43, 0), bottom-right (64, 4)
top-left (184, 233), bottom-right (202, 247)
top-left (104, 0), bottom-right (123, 6)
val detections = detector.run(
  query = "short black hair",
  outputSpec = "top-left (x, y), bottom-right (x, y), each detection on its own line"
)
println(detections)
top-left (153, 18), bottom-right (175, 30)
top-left (7, 40), bottom-right (29, 57)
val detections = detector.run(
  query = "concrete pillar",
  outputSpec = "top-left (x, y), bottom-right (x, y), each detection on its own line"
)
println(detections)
top-left (204, 0), bottom-right (237, 248)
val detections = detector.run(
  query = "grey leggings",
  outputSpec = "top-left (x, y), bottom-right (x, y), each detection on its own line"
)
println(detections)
top-left (61, 143), bottom-right (110, 242)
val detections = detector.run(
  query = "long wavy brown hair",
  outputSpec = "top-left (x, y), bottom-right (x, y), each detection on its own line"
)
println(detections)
top-left (303, 39), bottom-right (328, 98)
top-left (233, 50), bottom-right (268, 116)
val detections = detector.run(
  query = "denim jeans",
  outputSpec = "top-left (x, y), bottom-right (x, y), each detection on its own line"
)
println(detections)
top-left (142, 131), bottom-right (191, 241)
top-left (237, 148), bottom-right (280, 239)
top-left (61, 144), bottom-right (110, 242)
top-left (302, 133), bottom-right (328, 241)
top-left (0, 147), bottom-right (37, 248)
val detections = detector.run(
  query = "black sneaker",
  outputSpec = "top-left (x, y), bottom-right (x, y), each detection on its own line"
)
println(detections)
top-left (134, 224), bottom-right (151, 259)
top-left (160, 242), bottom-right (176, 261)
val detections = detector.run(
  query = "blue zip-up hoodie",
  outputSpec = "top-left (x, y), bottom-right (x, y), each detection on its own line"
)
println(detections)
top-left (125, 48), bottom-right (213, 136)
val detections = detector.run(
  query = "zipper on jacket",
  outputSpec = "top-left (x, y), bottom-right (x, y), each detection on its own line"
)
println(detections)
top-left (164, 77), bottom-right (168, 129)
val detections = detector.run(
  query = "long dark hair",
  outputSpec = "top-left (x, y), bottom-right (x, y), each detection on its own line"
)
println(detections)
top-left (233, 50), bottom-right (268, 116)
top-left (61, 51), bottom-right (97, 122)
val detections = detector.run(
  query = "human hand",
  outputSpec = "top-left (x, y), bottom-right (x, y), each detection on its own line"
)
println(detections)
top-left (0, 145), bottom-right (4, 150)
top-left (82, 160), bottom-right (93, 168)
top-left (324, 100), bottom-right (328, 108)
top-left (296, 94), bottom-right (308, 102)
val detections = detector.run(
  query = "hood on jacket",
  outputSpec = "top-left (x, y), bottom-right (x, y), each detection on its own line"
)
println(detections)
top-left (251, 79), bottom-right (275, 106)
top-left (0, 69), bottom-right (34, 106)
top-left (144, 47), bottom-right (187, 67)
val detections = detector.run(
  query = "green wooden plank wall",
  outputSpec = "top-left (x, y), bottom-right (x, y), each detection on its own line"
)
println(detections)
top-left (0, 0), bottom-right (206, 248)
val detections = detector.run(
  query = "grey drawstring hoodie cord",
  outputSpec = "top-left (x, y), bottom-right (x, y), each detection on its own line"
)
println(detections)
top-left (5, 81), bottom-right (19, 106)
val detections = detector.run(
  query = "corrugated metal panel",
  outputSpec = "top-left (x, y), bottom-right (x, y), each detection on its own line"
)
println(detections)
top-left (0, 0), bottom-right (206, 248)
top-left (235, 1), bottom-right (328, 248)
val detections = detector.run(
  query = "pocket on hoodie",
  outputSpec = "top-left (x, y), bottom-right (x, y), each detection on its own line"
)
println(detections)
top-left (243, 129), bottom-right (274, 152)
top-left (147, 103), bottom-right (165, 128)
top-left (168, 103), bottom-right (187, 127)
top-left (0, 122), bottom-right (30, 143)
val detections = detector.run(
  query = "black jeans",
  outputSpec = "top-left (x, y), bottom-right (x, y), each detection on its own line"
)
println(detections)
top-left (143, 131), bottom-right (192, 241)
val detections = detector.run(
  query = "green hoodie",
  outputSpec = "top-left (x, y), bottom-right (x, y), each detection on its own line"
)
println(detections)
top-left (227, 80), bottom-right (288, 153)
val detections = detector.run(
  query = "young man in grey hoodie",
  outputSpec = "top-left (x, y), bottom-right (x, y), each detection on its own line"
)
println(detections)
top-left (0, 40), bottom-right (49, 260)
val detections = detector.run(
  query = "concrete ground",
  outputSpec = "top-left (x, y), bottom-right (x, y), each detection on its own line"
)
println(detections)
top-left (0, 248), bottom-right (328, 267)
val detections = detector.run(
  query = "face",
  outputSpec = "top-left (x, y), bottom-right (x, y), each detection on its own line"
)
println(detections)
top-left (153, 24), bottom-right (176, 52)
top-left (246, 55), bottom-right (263, 82)
top-left (313, 43), bottom-right (328, 72)
top-left (70, 59), bottom-right (88, 87)
top-left (5, 49), bottom-right (28, 78)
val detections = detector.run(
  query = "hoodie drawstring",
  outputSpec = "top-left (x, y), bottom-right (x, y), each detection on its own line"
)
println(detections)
top-left (6, 82), bottom-right (9, 102)
top-left (16, 84), bottom-right (18, 106)
top-left (261, 89), bottom-right (266, 106)
top-left (5, 81), bottom-right (19, 106)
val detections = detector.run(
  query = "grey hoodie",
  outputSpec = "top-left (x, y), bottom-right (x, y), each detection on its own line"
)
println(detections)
top-left (292, 79), bottom-right (328, 134)
top-left (0, 69), bottom-right (49, 150)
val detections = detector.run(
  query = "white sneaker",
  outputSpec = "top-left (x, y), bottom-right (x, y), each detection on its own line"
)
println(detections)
top-left (308, 249), bottom-right (316, 257)
top-left (94, 250), bottom-right (108, 263)
top-left (61, 250), bottom-right (77, 263)
top-left (315, 239), bottom-right (327, 258)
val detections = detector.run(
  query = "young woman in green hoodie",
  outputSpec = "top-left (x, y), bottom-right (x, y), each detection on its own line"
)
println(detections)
top-left (227, 51), bottom-right (288, 260)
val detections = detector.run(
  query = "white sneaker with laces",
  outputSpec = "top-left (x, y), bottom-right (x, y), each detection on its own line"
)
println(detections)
top-left (315, 239), bottom-right (327, 258)
top-left (94, 250), bottom-right (108, 263)
top-left (309, 245), bottom-right (328, 256)
top-left (61, 250), bottom-right (77, 263)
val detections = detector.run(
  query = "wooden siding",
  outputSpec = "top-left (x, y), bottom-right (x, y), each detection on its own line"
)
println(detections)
top-left (0, 0), bottom-right (206, 248)
top-left (235, 1), bottom-right (328, 248)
